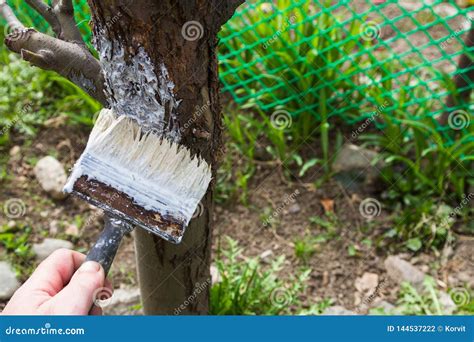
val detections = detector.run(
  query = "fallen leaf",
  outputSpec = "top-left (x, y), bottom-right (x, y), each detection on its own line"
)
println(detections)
top-left (320, 198), bottom-right (334, 213)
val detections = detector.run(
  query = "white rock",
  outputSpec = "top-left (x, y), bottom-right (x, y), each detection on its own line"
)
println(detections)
top-left (259, 249), bottom-right (274, 263)
top-left (323, 305), bottom-right (357, 315)
top-left (0, 261), bottom-right (20, 300)
top-left (210, 264), bottom-right (221, 284)
top-left (384, 255), bottom-right (425, 289)
top-left (9, 145), bottom-right (21, 157)
top-left (65, 224), bottom-right (80, 237)
top-left (33, 238), bottom-right (74, 261)
top-left (439, 292), bottom-right (456, 315)
top-left (288, 203), bottom-right (301, 214)
top-left (34, 156), bottom-right (67, 200)
top-left (103, 288), bottom-right (142, 316)
top-left (355, 272), bottom-right (379, 294)
top-left (49, 220), bottom-right (59, 235)
top-left (374, 300), bottom-right (396, 313)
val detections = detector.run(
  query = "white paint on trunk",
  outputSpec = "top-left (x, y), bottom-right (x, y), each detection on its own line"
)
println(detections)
top-left (64, 109), bottom-right (212, 225)
top-left (94, 32), bottom-right (181, 142)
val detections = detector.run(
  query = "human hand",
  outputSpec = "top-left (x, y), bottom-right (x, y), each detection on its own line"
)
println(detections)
top-left (2, 249), bottom-right (112, 315)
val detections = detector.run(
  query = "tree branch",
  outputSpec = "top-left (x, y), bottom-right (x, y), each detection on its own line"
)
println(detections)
top-left (1, 0), bottom-right (107, 105)
top-left (25, 0), bottom-right (62, 37)
top-left (5, 29), bottom-right (107, 105)
top-left (0, 0), bottom-right (24, 30)
top-left (52, 0), bottom-right (84, 44)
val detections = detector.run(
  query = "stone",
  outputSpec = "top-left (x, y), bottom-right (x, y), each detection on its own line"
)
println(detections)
top-left (332, 144), bottom-right (384, 190)
top-left (288, 203), bottom-right (301, 214)
top-left (355, 272), bottom-right (379, 294)
top-left (259, 249), bottom-right (274, 263)
top-left (65, 224), bottom-right (80, 237)
top-left (323, 305), bottom-right (356, 315)
top-left (9, 145), bottom-right (21, 157)
top-left (439, 292), bottom-right (456, 315)
top-left (0, 261), bottom-right (20, 300)
top-left (210, 264), bottom-right (221, 284)
top-left (384, 255), bottom-right (425, 289)
top-left (33, 238), bottom-right (74, 261)
top-left (34, 156), bottom-right (67, 200)
top-left (333, 144), bottom-right (382, 173)
top-left (103, 288), bottom-right (142, 316)
top-left (49, 220), bottom-right (59, 235)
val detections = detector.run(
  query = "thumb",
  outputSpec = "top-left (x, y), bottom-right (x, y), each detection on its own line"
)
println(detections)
top-left (50, 261), bottom-right (106, 315)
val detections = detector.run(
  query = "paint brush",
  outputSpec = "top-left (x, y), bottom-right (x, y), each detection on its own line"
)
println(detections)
top-left (64, 108), bottom-right (212, 274)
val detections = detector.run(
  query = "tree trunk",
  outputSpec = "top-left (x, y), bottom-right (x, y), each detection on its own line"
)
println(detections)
top-left (87, 0), bottom-right (243, 314)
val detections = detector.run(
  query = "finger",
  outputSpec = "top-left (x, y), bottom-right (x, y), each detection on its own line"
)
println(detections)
top-left (22, 248), bottom-right (85, 295)
top-left (49, 261), bottom-right (105, 315)
top-left (90, 305), bottom-right (103, 316)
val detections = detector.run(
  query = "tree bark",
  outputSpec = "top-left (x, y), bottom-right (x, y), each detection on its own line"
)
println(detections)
top-left (1, 0), bottom-right (243, 315)
top-left (87, 0), bottom-right (243, 314)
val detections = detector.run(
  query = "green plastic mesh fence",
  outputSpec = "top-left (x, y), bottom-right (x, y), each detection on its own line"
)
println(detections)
top-left (2, 0), bottom-right (473, 138)
top-left (219, 0), bottom-right (473, 134)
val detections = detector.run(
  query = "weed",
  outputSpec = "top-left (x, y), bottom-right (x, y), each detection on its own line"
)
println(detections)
top-left (372, 277), bottom-right (471, 315)
top-left (383, 199), bottom-right (454, 252)
top-left (0, 223), bottom-right (35, 279)
top-left (210, 237), bottom-right (311, 315)
top-left (294, 236), bottom-right (317, 264)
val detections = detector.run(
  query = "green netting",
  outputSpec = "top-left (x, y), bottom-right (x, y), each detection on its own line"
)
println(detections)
top-left (2, 0), bottom-right (473, 139)
top-left (219, 0), bottom-right (473, 135)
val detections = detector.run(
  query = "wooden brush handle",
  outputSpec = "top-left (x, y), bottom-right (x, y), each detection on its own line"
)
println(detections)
top-left (86, 215), bottom-right (134, 275)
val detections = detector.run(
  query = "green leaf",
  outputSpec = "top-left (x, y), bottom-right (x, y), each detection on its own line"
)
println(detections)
top-left (406, 238), bottom-right (422, 252)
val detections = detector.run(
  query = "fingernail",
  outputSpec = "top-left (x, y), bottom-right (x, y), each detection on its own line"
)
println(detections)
top-left (79, 261), bottom-right (101, 273)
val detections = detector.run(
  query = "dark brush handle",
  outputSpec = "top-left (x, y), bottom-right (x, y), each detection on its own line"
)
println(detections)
top-left (86, 215), bottom-right (134, 275)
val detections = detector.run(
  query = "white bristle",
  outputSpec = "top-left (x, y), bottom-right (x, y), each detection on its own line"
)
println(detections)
top-left (64, 109), bottom-right (212, 224)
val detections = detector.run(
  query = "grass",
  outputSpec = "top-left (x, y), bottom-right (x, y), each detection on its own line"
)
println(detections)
top-left (210, 237), bottom-right (311, 315)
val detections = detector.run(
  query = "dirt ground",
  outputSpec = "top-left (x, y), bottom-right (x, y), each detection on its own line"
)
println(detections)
top-left (1, 123), bottom-right (471, 313)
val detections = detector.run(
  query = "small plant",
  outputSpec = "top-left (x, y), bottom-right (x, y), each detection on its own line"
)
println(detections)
top-left (210, 237), bottom-right (311, 315)
top-left (383, 199), bottom-right (454, 252)
top-left (309, 212), bottom-right (339, 239)
top-left (294, 236), bottom-right (317, 264)
top-left (374, 277), bottom-right (472, 315)
top-left (0, 223), bottom-right (35, 279)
